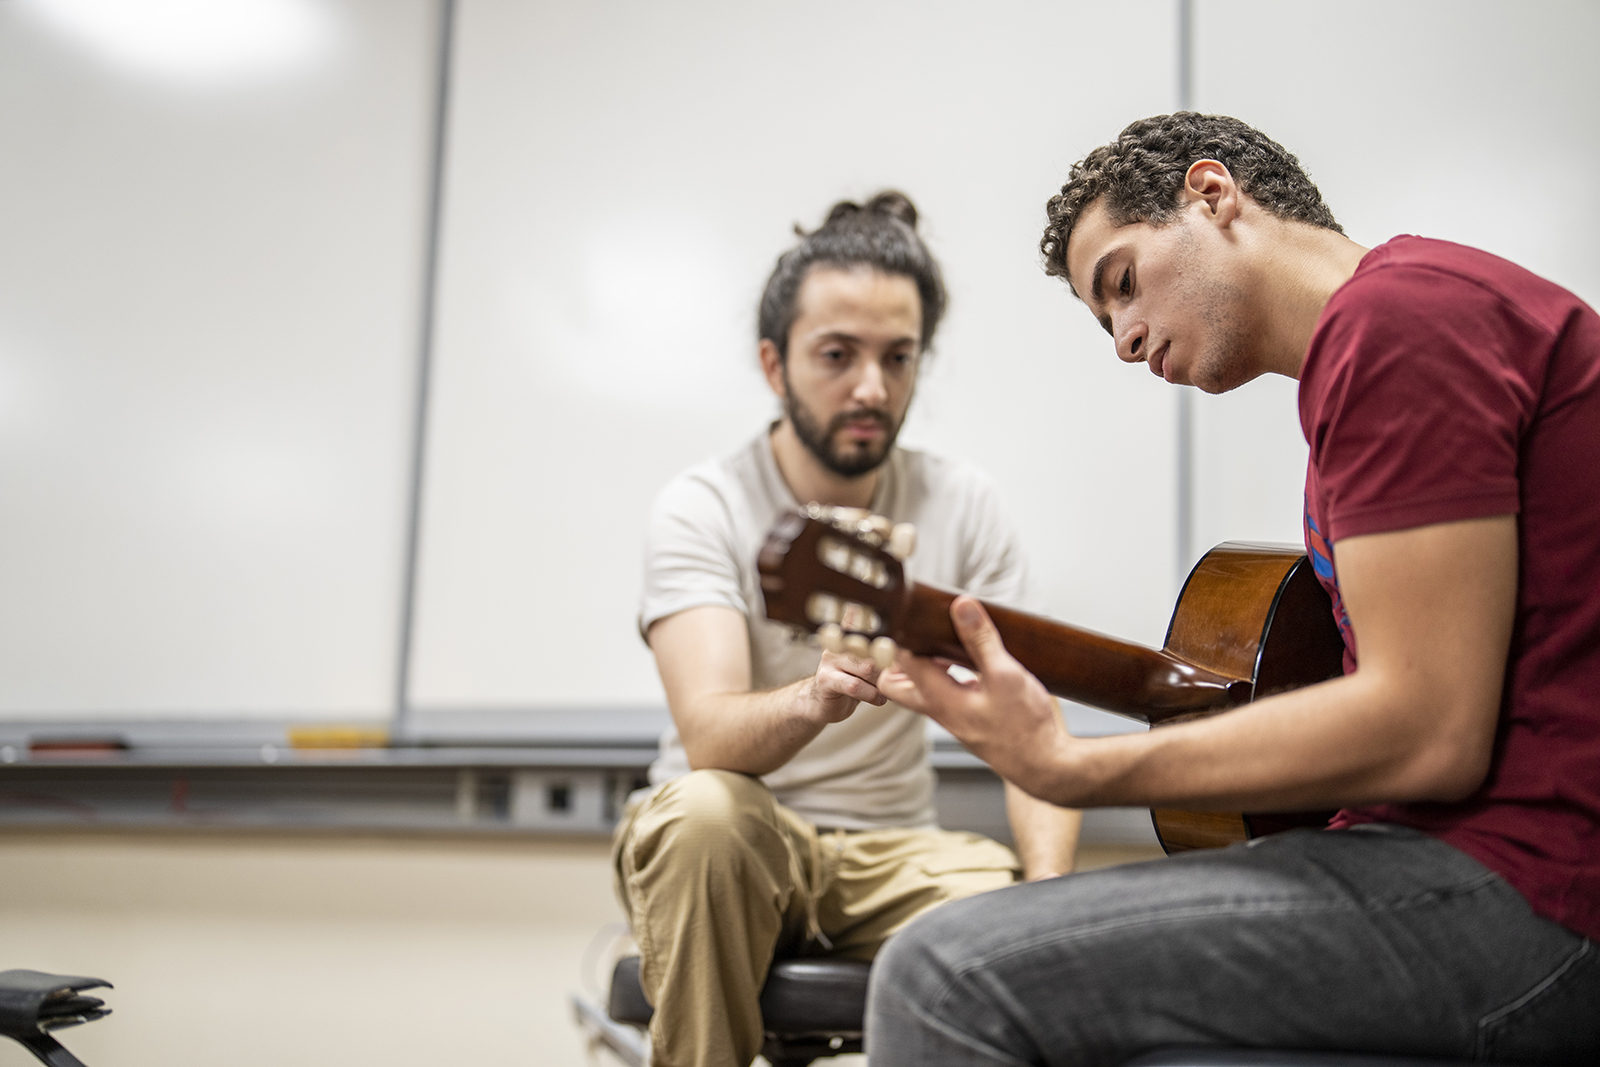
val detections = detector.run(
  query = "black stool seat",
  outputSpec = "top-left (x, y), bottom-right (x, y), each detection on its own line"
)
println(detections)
top-left (608, 955), bottom-right (868, 1066)
top-left (753, 958), bottom-right (870, 1034)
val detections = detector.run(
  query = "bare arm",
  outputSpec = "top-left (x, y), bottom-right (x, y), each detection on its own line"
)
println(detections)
top-left (1005, 781), bottom-right (1082, 879)
top-left (648, 605), bottom-right (889, 777)
top-left (879, 515), bottom-right (1517, 812)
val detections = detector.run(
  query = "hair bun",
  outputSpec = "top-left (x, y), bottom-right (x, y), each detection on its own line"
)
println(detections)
top-left (818, 190), bottom-right (919, 232)
top-left (864, 190), bottom-right (918, 229)
top-left (819, 200), bottom-right (863, 229)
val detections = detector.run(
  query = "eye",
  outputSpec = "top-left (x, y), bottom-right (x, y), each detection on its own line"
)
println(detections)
top-left (1118, 268), bottom-right (1131, 298)
top-left (821, 347), bottom-right (846, 363)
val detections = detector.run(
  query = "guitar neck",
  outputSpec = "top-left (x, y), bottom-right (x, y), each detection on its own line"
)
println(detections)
top-left (897, 582), bottom-right (1251, 723)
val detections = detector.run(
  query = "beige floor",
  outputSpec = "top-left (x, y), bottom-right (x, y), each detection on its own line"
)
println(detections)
top-left (0, 829), bottom-right (628, 1067)
top-left (0, 830), bottom-right (1162, 1067)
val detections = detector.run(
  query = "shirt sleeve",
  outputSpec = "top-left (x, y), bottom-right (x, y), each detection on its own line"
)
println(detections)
top-left (1302, 263), bottom-right (1531, 543)
top-left (637, 471), bottom-right (748, 643)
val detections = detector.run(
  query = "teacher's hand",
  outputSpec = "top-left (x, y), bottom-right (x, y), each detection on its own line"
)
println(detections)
top-left (878, 596), bottom-right (1075, 802)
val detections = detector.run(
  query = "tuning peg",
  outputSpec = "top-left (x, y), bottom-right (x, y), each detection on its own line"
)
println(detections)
top-left (865, 513), bottom-right (893, 540)
top-left (871, 636), bottom-right (898, 670)
top-left (817, 623), bottom-right (844, 654)
top-left (843, 633), bottom-right (871, 660)
top-left (888, 522), bottom-right (916, 560)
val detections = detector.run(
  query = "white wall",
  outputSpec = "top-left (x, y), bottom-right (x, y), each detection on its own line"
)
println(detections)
top-left (0, 0), bottom-right (435, 718)
top-left (1185, 0), bottom-right (1600, 565)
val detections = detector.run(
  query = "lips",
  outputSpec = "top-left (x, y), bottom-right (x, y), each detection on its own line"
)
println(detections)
top-left (832, 411), bottom-right (891, 441)
top-left (842, 421), bottom-right (884, 440)
top-left (1148, 341), bottom-right (1171, 382)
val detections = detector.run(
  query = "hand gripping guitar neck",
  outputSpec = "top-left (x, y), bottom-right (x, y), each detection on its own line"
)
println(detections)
top-left (757, 505), bottom-right (1345, 851)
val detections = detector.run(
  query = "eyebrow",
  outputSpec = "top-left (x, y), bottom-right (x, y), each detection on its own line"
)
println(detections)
top-left (1090, 251), bottom-right (1112, 305)
top-left (1089, 251), bottom-right (1115, 337)
top-left (811, 329), bottom-right (916, 348)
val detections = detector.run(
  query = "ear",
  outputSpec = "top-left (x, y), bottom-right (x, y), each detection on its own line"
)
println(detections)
top-left (1183, 159), bottom-right (1241, 229)
top-left (759, 338), bottom-right (787, 399)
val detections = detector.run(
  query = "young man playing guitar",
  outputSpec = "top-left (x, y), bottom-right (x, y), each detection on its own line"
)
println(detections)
top-left (617, 191), bottom-right (1082, 1067)
top-left (866, 115), bottom-right (1600, 1065)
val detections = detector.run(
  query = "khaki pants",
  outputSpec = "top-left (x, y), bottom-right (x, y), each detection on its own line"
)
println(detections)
top-left (611, 769), bottom-right (1020, 1067)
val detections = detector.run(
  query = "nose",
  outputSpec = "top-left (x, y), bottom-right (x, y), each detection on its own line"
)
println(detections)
top-left (1116, 316), bottom-right (1148, 364)
top-left (852, 359), bottom-right (889, 406)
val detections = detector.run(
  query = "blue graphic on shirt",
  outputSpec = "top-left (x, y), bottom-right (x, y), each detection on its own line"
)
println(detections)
top-left (1304, 500), bottom-right (1355, 657)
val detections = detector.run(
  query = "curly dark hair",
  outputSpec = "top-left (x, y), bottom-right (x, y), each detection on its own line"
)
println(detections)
top-left (1040, 113), bottom-right (1343, 285)
top-left (759, 190), bottom-right (947, 359)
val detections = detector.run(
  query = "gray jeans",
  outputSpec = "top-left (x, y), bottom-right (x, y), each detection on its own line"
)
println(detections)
top-left (866, 825), bottom-right (1599, 1066)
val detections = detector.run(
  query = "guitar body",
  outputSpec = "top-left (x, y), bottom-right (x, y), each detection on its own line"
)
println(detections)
top-left (1150, 542), bottom-right (1346, 852)
top-left (757, 510), bottom-right (1348, 855)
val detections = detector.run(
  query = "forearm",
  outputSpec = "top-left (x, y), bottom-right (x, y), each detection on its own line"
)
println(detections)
top-left (677, 676), bottom-right (833, 777)
top-left (884, 513), bottom-right (1515, 819)
top-left (1005, 780), bottom-right (1081, 880)
top-left (653, 604), bottom-right (893, 777)
top-left (1024, 669), bottom-right (1490, 812)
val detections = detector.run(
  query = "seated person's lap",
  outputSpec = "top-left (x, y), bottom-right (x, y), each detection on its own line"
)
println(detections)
top-left (615, 769), bottom-right (1019, 963)
top-left (869, 826), bottom-right (1600, 1067)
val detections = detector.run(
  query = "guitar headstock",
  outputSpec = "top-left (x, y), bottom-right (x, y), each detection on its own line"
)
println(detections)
top-left (758, 504), bottom-right (916, 669)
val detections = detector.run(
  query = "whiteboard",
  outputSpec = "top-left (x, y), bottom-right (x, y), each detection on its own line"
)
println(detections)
top-left (0, 0), bottom-right (434, 718)
top-left (407, 0), bottom-right (1184, 712)
top-left (5, 0), bottom-right (1597, 730)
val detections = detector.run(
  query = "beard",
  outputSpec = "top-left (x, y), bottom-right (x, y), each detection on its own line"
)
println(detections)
top-left (783, 375), bottom-right (903, 479)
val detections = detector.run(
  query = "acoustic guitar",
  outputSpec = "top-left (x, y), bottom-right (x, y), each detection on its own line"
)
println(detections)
top-left (757, 504), bottom-right (1346, 853)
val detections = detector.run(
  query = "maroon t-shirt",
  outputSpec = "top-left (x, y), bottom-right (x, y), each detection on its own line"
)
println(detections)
top-left (1301, 236), bottom-right (1600, 942)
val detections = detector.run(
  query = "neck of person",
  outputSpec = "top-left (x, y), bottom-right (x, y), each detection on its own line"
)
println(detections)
top-left (769, 419), bottom-right (881, 510)
top-left (1254, 224), bottom-right (1372, 380)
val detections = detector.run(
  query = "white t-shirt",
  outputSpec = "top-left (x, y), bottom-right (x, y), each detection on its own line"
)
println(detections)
top-left (639, 430), bottom-right (1030, 830)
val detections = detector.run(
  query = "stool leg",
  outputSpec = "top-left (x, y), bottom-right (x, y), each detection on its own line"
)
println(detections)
top-left (12, 1033), bottom-right (90, 1067)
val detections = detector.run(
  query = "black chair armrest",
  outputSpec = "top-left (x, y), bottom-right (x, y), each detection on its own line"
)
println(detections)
top-left (0, 972), bottom-right (111, 1037)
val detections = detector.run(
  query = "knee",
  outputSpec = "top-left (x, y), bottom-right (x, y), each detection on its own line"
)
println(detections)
top-left (872, 889), bottom-right (1023, 1019)
top-left (867, 905), bottom-right (975, 1061)
top-left (656, 769), bottom-right (774, 831)
top-left (627, 770), bottom-right (780, 868)
top-left (873, 901), bottom-right (960, 1004)
top-left (871, 891), bottom-right (1058, 1065)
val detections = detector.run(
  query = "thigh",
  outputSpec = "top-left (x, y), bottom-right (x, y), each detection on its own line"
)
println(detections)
top-left (821, 827), bottom-right (1019, 959)
top-left (868, 826), bottom-right (1598, 1067)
